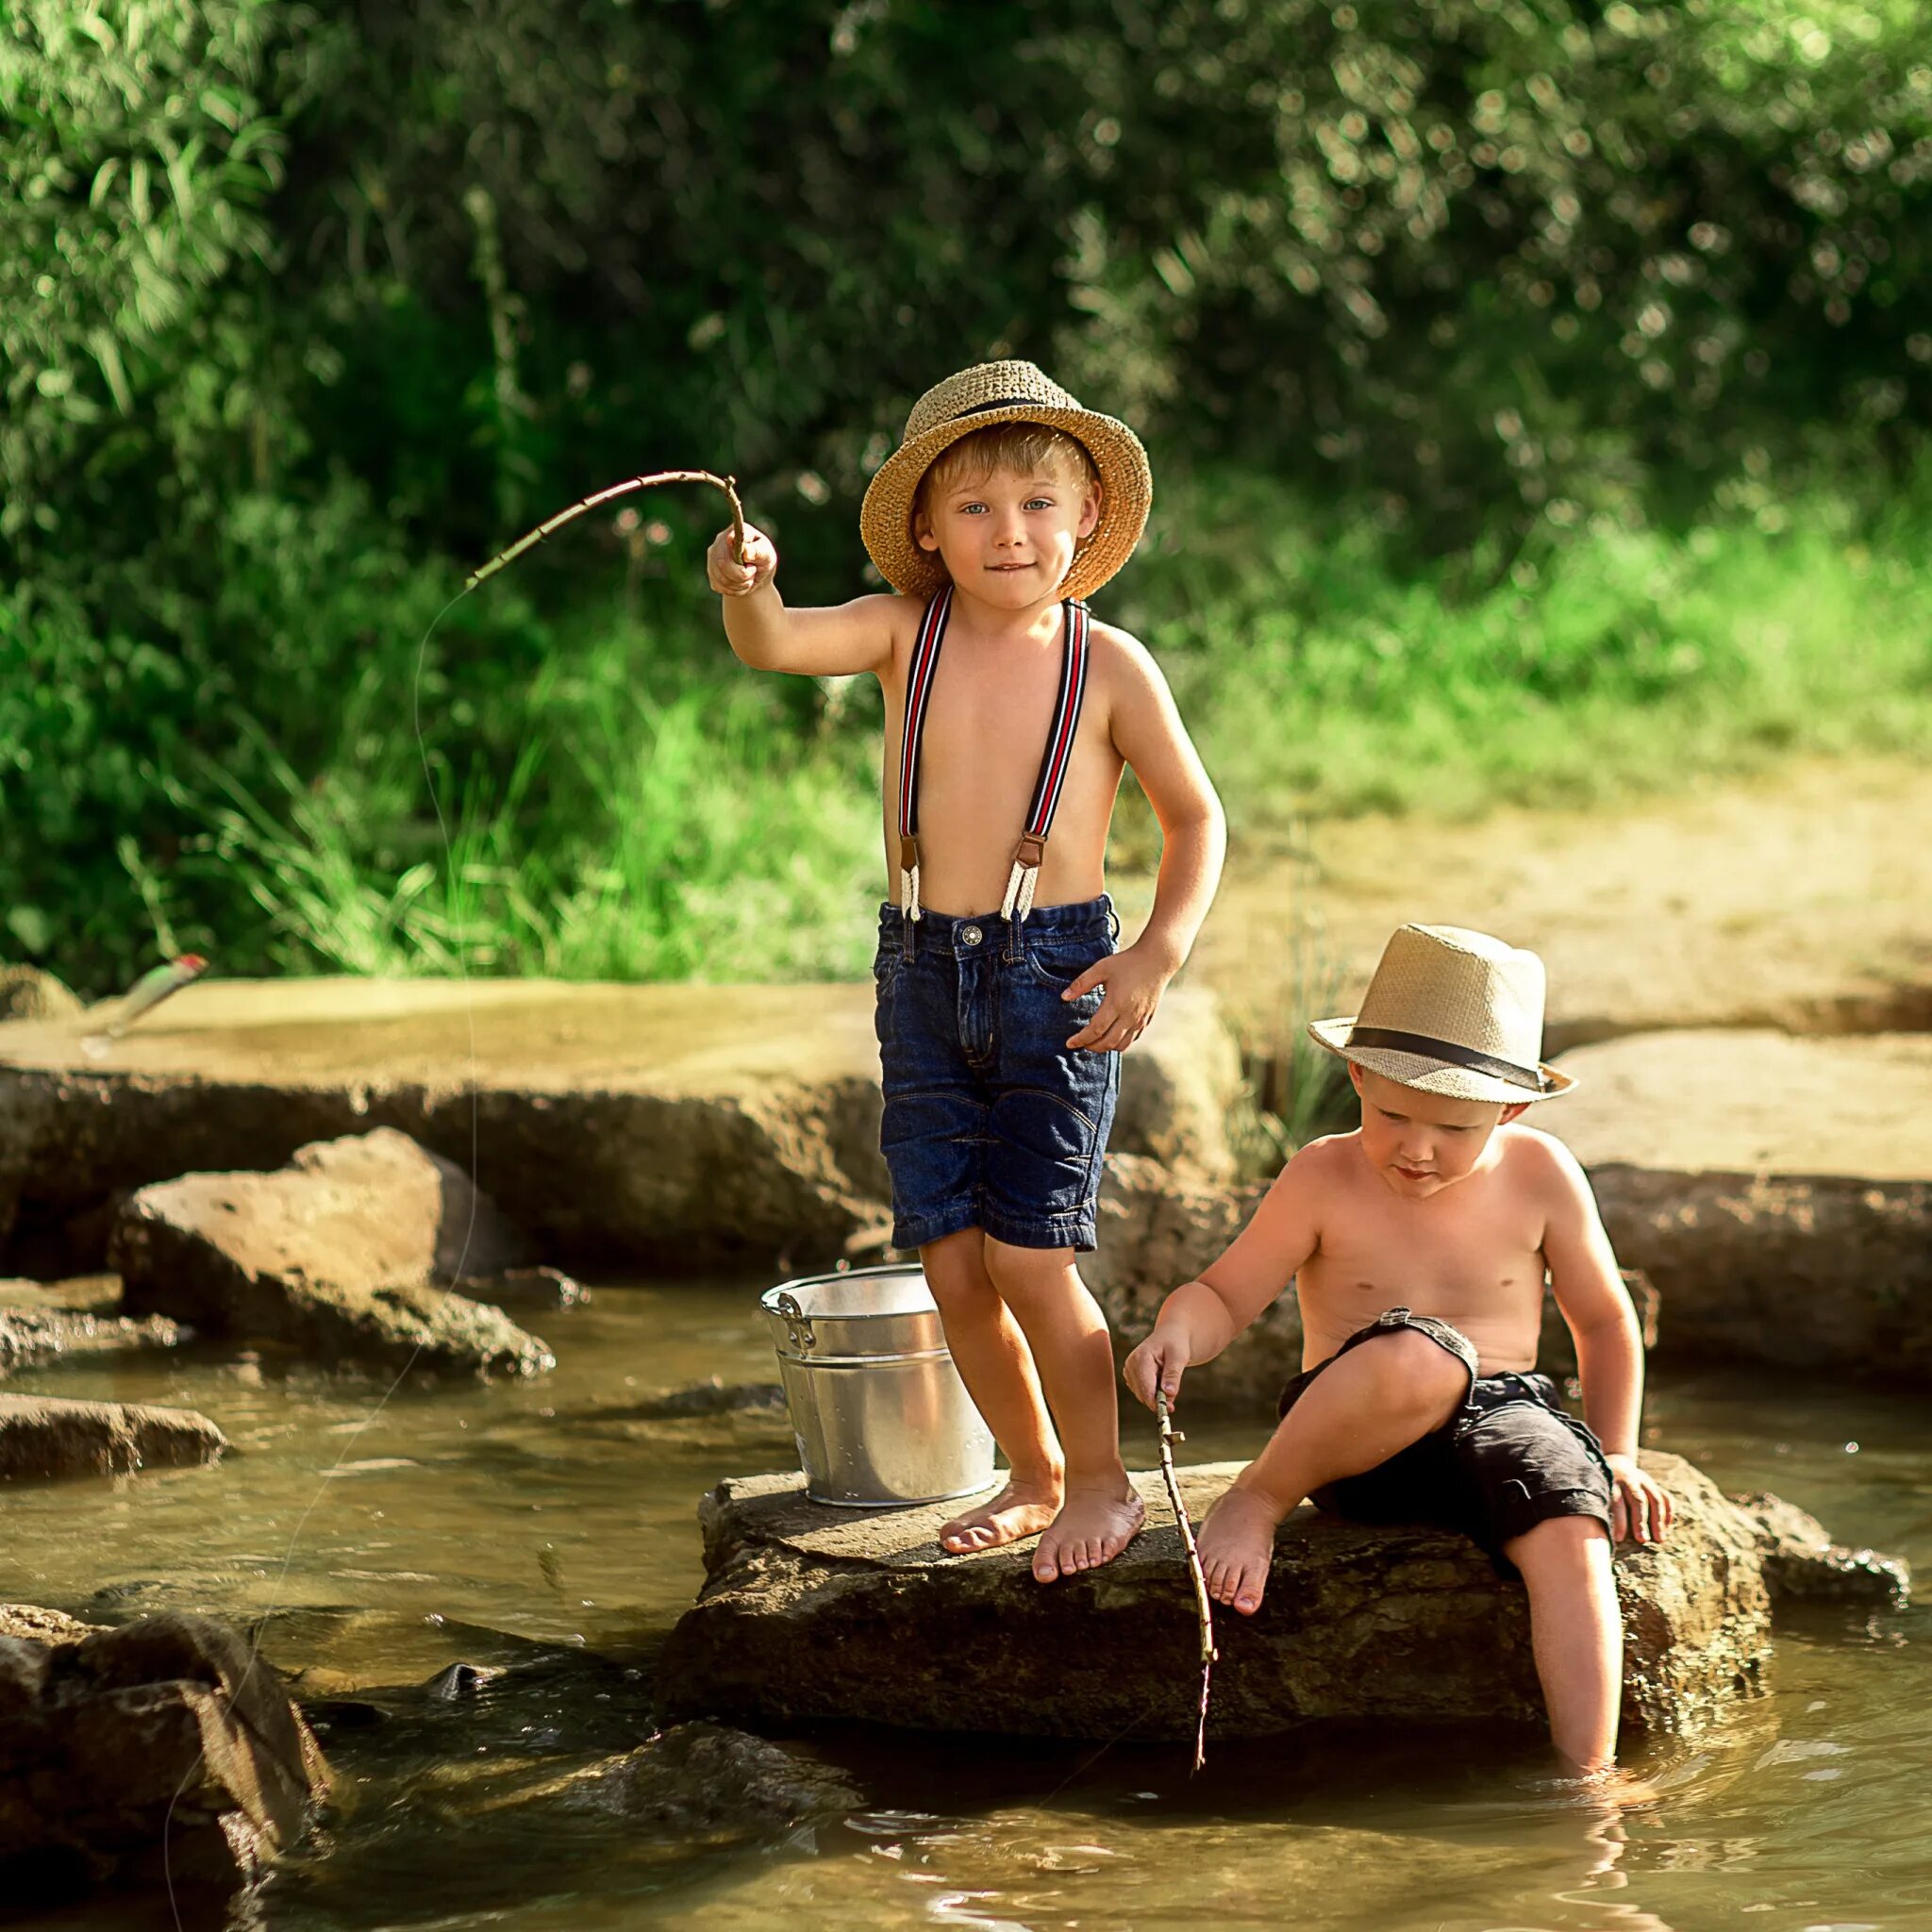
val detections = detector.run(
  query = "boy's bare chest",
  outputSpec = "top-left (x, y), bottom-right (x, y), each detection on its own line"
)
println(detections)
top-left (880, 634), bottom-right (1122, 908)
top-left (1299, 1186), bottom-right (1548, 1367)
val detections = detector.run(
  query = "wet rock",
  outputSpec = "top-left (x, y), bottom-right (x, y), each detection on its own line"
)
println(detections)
top-left (110, 1129), bottom-right (554, 1378)
top-left (663, 1451), bottom-right (1770, 1742)
top-left (0, 967), bottom-right (81, 1024)
top-left (0, 1394), bottom-right (227, 1480)
top-left (1727, 1491), bottom-right (1912, 1610)
top-left (457, 1264), bottom-right (589, 1312)
top-left (0, 976), bottom-right (1241, 1271)
top-left (0, 1609), bottom-right (328, 1902)
top-left (1555, 1030), bottom-right (1932, 1384)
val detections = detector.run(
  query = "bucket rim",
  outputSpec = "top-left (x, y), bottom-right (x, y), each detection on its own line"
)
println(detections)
top-left (758, 1262), bottom-right (934, 1317)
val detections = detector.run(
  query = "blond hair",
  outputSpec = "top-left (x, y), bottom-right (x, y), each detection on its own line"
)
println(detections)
top-left (911, 423), bottom-right (1101, 533)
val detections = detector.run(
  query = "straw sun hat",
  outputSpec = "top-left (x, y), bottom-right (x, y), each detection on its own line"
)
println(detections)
top-left (1308, 924), bottom-right (1576, 1105)
top-left (858, 360), bottom-right (1152, 605)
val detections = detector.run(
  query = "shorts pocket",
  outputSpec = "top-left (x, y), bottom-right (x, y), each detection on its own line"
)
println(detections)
top-left (1024, 940), bottom-right (1109, 993)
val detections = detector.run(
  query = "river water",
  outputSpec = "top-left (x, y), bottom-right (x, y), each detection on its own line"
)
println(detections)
top-left (4, 1282), bottom-right (1924, 1932)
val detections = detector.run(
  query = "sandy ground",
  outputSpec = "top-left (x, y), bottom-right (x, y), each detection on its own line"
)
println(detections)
top-left (1174, 754), bottom-right (1932, 1052)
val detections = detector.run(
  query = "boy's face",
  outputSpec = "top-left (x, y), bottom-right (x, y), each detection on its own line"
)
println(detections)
top-left (1350, 1065), bottom-right (1529, 1199)
top-left (914, 453), bottom-right (1100, 606)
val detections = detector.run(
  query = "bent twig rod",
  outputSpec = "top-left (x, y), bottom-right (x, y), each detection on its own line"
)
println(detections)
top-left (1156, 1389), bottom-right (1218, 1772)
top-left (463, 468), bottom-right (746, 591)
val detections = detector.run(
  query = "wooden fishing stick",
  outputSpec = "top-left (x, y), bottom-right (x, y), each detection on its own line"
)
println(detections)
top-left (1155, 1389), bottom-right (1218, 1773)
top-left (463, 468), bottom-right (747, 591)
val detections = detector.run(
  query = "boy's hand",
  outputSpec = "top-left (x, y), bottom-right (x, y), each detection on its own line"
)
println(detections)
top-left (1064, 940), bottom-right (1174, 1053)
top-left (1605, 1453), bottom-right (1672, 1544)
top-left (1123, 1328), bottom-right (1188, 1410)
top-left (708, 522), bottom-right (777, 597)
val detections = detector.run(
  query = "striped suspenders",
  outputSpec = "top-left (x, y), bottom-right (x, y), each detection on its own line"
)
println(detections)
top-left (896, 587), bottom-right (1091, 926)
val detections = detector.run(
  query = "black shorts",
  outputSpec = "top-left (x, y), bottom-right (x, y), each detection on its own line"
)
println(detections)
top-left (1278, 1307), bottom-right (1615, 1571)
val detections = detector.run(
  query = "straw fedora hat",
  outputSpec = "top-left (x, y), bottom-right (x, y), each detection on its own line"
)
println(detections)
top-left (1308, 924), bottom-right (1575, 1104)
top-left (858, 360), bottom-right (1151, 605)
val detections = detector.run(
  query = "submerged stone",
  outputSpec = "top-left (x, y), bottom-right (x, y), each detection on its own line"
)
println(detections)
top-left (109, 1128), bottom-right (553, 1378)
top-left (662, 1452), bottom-right (1779, 1743)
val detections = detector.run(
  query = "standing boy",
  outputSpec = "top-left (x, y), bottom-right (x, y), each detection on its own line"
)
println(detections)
top-left (708, 361), bottom-right (1225, 1583)
top-left (1124, 924), bottom-right (1672, 1774)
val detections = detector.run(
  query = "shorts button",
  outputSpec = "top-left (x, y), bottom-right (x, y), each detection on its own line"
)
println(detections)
top-left (959, 924), bottom-right (982, 948)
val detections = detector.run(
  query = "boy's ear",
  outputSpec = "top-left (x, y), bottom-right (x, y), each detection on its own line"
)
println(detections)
top-left (914, 510), bottom-right (940, 556)
top-left (1346, 1061), bottom-right (1365, 1096)
top-left (1077, 485), bottom-right (1102, 541)
top-left (1499, 1100), bottom-right (1532, 1125)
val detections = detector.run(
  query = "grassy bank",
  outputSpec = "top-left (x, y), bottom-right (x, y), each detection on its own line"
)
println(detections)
top-left (7, 465), bottom-right (1930, 995)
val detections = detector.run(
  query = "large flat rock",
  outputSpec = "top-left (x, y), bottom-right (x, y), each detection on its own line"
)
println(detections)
top-left (1553, 1031), bottom-right (1932, 1380)
top-left (0, 978), bottom-right (1239, 1271)
top-left (661, 1452), bottom-right (1773, 1742)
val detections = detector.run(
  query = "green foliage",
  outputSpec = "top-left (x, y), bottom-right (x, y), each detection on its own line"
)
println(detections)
top-left (5, 1), bottom-right (1932, 992)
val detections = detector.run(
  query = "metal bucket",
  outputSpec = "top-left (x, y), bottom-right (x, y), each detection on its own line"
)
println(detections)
top-left (759, 1264), bottom-right (995, 1507)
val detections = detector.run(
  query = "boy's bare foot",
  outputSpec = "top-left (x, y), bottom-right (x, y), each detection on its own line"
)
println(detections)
top-left (1197, 1483), bottom-right (1283, 1614)
top-left (1033, 1482), bottom-right (1145, 1582)
top-left (939, 1476), bottom-right (1063, 1555)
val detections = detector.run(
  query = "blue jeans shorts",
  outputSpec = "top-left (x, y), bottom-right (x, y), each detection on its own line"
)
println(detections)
top-left (874, 895), bottom-right (1121, 1252)
top-left (1278, 1307), bottom-right (1616, 1571)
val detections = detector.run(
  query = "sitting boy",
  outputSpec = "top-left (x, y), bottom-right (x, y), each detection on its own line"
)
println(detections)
top-left (708, 361), bottom-right (1224, 1582)
top-left (1124, 924), bottom-right (1672, 1774)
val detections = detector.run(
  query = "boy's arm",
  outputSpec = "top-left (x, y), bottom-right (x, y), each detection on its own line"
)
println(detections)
top-left (708, 523), bottom-right (900, 677)
top-left (1123, 1145), bottom-right (1323, 1408)
top-left (1541, 1136), bottom-right (1674, 1544)
top-left (1063, 627), bottom-right (1226, 1053)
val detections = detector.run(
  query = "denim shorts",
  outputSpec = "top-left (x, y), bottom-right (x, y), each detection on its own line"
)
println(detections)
top-left (874, 895), bottom-right (1121, 1252)
top-left (1279, 1307), bottom-right (1615, 1570)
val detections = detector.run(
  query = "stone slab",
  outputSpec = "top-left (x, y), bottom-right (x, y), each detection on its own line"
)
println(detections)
top-left (0, 978), bottom-right (1240, 1271)
top-left (1552, 1031), bottom-right (1932, 1381)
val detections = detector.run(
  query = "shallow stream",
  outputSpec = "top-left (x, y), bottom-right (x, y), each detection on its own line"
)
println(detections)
top-left (5, 1282), bottom-right (1926, 1932)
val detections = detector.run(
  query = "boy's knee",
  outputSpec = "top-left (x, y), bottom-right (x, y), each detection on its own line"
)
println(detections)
top-left (981, 1237), bottom-right (1079, 1307)
top-left (1354, 1327), bottom-right (1469, 1415)
top-left (1506, 1511), bottom-right (1612, 1581)
top-left (921, 1230), bottom-right (994, 1315)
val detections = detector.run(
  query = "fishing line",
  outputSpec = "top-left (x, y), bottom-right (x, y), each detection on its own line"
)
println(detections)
top-left (161, 471), bottom-right (747, 1929)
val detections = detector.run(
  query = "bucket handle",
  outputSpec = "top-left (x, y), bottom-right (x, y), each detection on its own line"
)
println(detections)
top-left (774, 1291), bottom-right (816, 1354)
